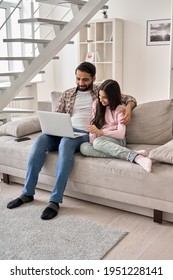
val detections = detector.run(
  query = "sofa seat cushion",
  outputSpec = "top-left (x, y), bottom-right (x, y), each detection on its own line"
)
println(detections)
top-left (0, 133), bottom-right (40, 169)
top-left (0, 134), bottom-right (173, 205)
top-left (68, 153), bottom-right (173, 204)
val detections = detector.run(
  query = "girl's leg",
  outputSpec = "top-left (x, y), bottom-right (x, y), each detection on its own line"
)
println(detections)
top-left (93, 137), bottom-right (152, 172)
top-left (80, 142), bottom-right (111, 157)
top-left (93, 137), bottom-right (134, 161)
top-left (133, 155), bottom-right (152, 172)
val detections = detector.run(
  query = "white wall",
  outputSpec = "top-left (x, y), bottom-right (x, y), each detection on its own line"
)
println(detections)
top-left (37, 0), bottom-right (172, 104)
top-left (36, 4), bottom-right (77, 101)
top-left (106, 0), bottom-right (172, 103)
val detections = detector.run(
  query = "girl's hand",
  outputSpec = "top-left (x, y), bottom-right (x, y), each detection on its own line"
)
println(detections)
top-left (88, 125), bottom-right (103, 136)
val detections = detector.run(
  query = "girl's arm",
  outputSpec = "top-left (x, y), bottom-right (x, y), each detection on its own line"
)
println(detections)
top-left (101, 112), bottom-right (126, 139)
top-left (89, 112), bottom-right (126, 141)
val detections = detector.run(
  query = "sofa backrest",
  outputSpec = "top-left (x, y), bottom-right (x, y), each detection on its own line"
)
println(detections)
top-left (126, 99), bottom-right (173, 145)
top-left (51, 91), bottom-right (173, 145)
top-left (51, 91), bottom-right (62, 111)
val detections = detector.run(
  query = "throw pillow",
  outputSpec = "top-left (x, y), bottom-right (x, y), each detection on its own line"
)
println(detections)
top-left (126, 99), bottom-right (173, 145)
top-left (149, 139), bottom-right (173, 164)
top-left (0, 115), bottom-right (41, 137)
top-left (51, 91), bottom-right (62, 111)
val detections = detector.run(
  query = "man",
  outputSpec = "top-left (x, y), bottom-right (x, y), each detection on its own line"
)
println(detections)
top-left (7, 62), bottom-right (137, 220)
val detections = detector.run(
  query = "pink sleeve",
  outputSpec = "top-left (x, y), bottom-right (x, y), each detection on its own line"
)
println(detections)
top-left (89, 133), bottom-right (97, 143)
top-left (102, 112), bottom-right (126, 139)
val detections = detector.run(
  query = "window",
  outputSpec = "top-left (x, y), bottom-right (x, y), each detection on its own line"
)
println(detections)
top-left (0, 7), bottom-right (8, 80)
top-left (0, 1), bottom-right (41, 85)
top-left (0, 1), bottom-right (22, 83)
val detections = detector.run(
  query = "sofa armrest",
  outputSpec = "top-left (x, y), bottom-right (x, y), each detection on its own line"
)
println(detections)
top-left (38, 101), bottom-right (52, 112)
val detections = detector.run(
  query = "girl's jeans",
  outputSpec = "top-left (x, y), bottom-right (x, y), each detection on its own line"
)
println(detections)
top-left (80, 136), bottom-right (137, 162)
top-left (22, 130), bottom-right (89, 203)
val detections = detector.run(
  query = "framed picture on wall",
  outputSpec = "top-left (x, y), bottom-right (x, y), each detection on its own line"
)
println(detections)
top-left (146, 19), bottom-right (171, 46)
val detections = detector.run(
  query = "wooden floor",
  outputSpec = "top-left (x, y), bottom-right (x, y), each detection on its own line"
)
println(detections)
top-left (1, 180), bottom-right (173, 260)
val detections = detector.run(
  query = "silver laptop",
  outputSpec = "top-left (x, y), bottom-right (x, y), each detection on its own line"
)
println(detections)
top-left (38, 111), bottom-right (87, 138)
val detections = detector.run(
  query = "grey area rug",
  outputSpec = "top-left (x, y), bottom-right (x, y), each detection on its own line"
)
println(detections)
top-left (0, 199), bottom-right (127, 260)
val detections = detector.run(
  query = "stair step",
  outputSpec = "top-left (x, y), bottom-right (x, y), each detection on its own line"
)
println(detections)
top-left (0, 71), bottom-right (45, 76)
top-left (36, 0), bottom-right (86, 7)
top-left (12, 96), bottom-right (34, 101)
top-left (0, 56), bottom-right (59, 61)
top-left (3, 38), bottom-right (74, 45)
top-left (18, 18), bottom-right (90, 28)
top-left (1, 0), bottom-right (109, 112)
top-left (0, 82), bottom-right (10, 90)
top-left (0, 82), bottom-right (40, 90)
top-left (36, 0), bottom-right (108, 9)
top-left (3, 108), bottom-right (35, 113)
top-left (0, 56), bottom-right (35, 61)
top-left (18, 18), bottom-right (68, 26)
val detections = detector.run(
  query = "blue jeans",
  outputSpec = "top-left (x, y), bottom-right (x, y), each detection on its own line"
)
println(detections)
top-left (80, 136), bottom-right (137, 162)
top-left (22, 129), bottom-right (89, 203)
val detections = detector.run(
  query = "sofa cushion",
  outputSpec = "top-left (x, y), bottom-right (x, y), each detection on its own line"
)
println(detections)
top-left (0, 115), bottom-right (41, 137)
top-left (51, 91), bottom-right (62, 111)
top-left (126, 99), bottom-right (173, 145)
top-left (149, 139), bottom-right (173, 164)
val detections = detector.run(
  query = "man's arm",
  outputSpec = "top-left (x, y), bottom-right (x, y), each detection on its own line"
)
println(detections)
top-left (54, 93), bottom-right (65, 112)
top-left (120, 94), bottom-right (137, 125)
top-left (121, 93), bottom-right (137, 107)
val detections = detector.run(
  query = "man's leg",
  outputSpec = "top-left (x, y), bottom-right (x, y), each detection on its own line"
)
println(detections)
top-left (7, 134), bottom-right (60, 209)
top-left (41, 133), bottom-right (89, 220)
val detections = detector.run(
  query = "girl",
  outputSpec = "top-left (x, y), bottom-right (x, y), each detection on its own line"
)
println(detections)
top-left (80, 79), bottom-right (152, 172)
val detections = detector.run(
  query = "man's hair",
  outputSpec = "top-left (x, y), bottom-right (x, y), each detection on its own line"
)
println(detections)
top-left (75, 62), bottom-right (96, 77)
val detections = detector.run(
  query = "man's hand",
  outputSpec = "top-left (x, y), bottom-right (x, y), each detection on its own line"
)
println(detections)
top-left (88, 125), bottom-right (103, 136)
top-left (120, 101), bottom-right (135, 125)
top-left (120, 106), bottom-right (132, 125)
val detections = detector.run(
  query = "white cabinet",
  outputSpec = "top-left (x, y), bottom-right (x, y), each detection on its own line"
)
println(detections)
top-left (79, 18), bottom-right (123, 88)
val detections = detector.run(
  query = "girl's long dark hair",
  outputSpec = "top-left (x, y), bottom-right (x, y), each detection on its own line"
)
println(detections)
top-left (91, 79), bottom-right (122, 129)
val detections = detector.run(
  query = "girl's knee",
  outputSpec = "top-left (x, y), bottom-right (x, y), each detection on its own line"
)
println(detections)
top-left (80, 142), bottom-right (90, 155)
top-left (93, 137), bottom-right (103, 149)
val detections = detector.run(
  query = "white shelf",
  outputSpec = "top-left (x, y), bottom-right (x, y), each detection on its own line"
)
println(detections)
top-left (79, 18), bottom-right (123, 88)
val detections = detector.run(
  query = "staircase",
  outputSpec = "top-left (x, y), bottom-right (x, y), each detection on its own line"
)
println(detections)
top-left (0, 0), bottom-right (109, 116)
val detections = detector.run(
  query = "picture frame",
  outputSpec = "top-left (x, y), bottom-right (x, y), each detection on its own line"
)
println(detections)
top-left (146, 19), bottom-right (171, 46)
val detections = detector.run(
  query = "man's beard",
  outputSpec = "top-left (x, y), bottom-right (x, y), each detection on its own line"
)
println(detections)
top-left (77, 82), bottom-right (93, 91)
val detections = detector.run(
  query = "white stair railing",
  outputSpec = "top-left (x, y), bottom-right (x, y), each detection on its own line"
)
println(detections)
top-left (0, 0), bottom-right (109, 113)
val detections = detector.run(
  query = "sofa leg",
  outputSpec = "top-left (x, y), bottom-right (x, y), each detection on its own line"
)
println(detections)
top-left (153, 209), bottom-right (162, 224)
top-left (2, 173), bottom-right (10, 184)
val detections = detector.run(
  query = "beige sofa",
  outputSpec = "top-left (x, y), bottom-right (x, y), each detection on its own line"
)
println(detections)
top-left (0, 94), bottom-right (173, 224)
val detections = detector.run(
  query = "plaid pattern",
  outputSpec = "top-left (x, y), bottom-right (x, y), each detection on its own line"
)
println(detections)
top-left (54, 84), bottom-right (137, 115)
